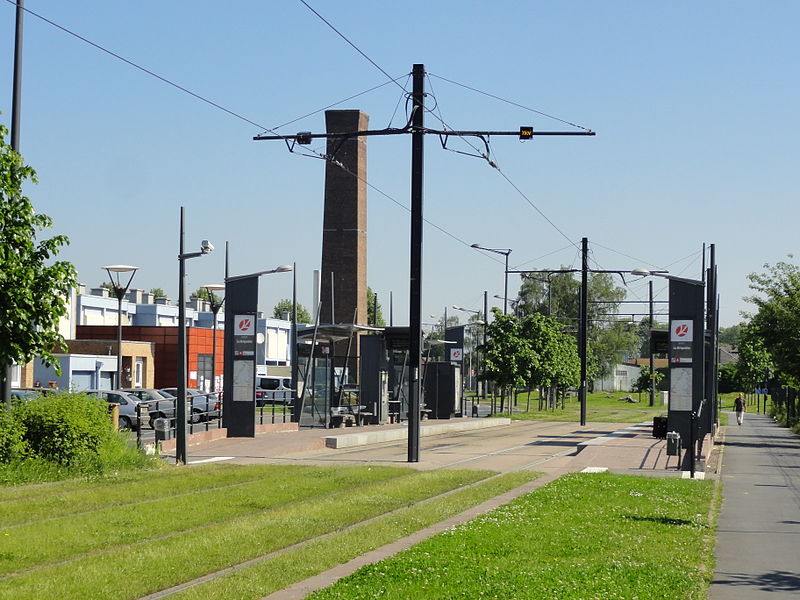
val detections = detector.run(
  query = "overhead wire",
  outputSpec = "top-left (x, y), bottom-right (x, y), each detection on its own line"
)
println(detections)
top-left (292, 1), bottom-right (588, 259)
top-left (296, 0), bottom-right (407, 95)
top-left (427, 72), bottom-right (594, 132)
top-left (6, 0), bottom-right (280, 134)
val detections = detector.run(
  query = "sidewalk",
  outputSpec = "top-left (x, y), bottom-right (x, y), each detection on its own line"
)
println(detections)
top-left (710, 411), bottom-right (800, 599)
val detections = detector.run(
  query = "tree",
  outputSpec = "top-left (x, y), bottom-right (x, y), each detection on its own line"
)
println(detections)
top-left (190, 287), bottom-right (222, 304)
top-left (150, 287), bottom-right (166, 299)
top-left (99, 281), bottom-right (115, 295)
top-left (718, 324), bottom-right (742, 348)
top-left (516, 269), bottom-right (629, 382)
top-left (633, 365), bottom-right (664, 400)
top-left (272, 299), bottom-right (312, 323)
top-left (520, 312), bottom-right (579, 409)
top-left (746, 259), bottom-right (800, 383)
top-left (366, 287), bottom-right (386, 327)
top-left (736, 325), bottom-right (773, 391)
top-left (480, 309), bottom-right (530, 412)
top-left (0, 124), bottom-right (77, 401)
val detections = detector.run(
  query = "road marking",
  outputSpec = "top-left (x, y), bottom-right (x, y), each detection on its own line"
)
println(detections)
top-left (188, 456), bottom-right (235, 465)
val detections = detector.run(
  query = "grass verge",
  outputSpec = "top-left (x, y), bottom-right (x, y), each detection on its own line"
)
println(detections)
top-left (0, 466), bottom-right (494, 599)
top-left (169, 471), bottom-right (538, 600)
top-left (310, 472), bottom-right (717, 600)
top-left (493, 390), bottom-right (665, 423)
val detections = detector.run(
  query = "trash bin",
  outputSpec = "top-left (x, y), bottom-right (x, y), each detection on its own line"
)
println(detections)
top-left (652, 416), bottom-right (668, 439)
top-left (666, 431), bottom-right (681, 456)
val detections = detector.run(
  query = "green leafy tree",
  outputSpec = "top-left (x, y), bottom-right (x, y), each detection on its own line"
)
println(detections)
top-left (190, 287), bottom-right (222, 304)
top-left (717, 324), bottom-right (742, 348)
top-left (517, 269), bottom-right (629, 382)
top-left (633, 365), bottom-right (664, 399)
top-left (745, 259), bottom-right (799, 383)
top-left (149, 287), bottom-right (166, 299)
top-left (736, 325), bottom-right (773, 391)
top-left (480, 309), bottom-right (531, 412)
top-left (0, 124), bottom-right (77, 400)
top-left (520, 313), bottom-right (579, 409)
top-left (718, 362), bottom-right (740, 394)
top-left (272, 299), bottom-right (312, 323)
top-left (366, 287), bottom-right (386, 327)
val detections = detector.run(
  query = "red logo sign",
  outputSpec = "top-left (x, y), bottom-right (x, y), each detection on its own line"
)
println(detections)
top-left (674, 324), bottom-right (689, 338)
top-left (237, 318), bottom-right (252, 333)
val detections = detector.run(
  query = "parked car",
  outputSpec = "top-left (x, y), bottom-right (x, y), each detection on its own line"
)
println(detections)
top-left (255, 376), bottom-right (293, 406)
top-left (84, 389), bottom-right (149, 430)
top-left (10, 388), bottom-right (40, 402)
top-left (159, 388), bottom-right (221, 423)
top-left (121, 389), bottom-right (176, 429)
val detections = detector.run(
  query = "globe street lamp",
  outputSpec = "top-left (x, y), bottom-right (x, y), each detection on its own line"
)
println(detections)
top-left (201, 284), bottom-right (226, 393)
top-left (102, 264), bottom-right (138, 388)
top-left (176, 207), bottom-right (213, 464)
top-left (471, 244), bottom-right (512, 314)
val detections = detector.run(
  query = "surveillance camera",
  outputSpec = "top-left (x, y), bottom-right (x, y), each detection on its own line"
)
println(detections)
top-left (200, 240), bottom-right (214, 254)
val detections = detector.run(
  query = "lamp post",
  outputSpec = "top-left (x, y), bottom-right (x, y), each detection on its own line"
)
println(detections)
top-left (177, 207), bottom-right (214, 464)
top-left (102, 265), bottom-right (138, 388)
top-left (452, 304), bottom-right (484, 415)
top-left (471, 244), bottom-right (512, 315)
top-left (201, 284), bottom-right (226, 393)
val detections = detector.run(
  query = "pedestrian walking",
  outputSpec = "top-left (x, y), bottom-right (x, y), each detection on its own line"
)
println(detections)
top-left (734, 394), bottom-right (745, 426)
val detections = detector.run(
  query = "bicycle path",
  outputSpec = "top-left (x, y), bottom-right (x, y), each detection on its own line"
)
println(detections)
top-left (710, 412), bottom-right (800, 598)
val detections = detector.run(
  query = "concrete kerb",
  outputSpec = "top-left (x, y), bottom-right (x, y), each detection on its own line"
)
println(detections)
top-left (324, 417), bottom-right (512, 448)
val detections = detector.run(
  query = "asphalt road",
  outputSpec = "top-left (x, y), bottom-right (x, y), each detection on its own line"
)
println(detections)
top-left (710, 411), bottom-right (800, 599)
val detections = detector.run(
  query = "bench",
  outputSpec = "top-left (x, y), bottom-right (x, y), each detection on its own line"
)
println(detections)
top-left (330, 405), bottom-right (368, 428)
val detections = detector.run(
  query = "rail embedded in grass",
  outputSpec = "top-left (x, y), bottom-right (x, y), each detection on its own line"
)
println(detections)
top-left (308, 472), bottom-right (717, 600)
top-left (166, 471), bottom-right (538, 600)
top-left (0, 467), bottom-right (493, 600)
top-left (0, 465), bottom-right (410, 574)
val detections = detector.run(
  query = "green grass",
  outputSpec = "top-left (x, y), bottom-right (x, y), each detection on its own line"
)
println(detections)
top-left (169, 471), bottom-right (537, 600)
top-left (310, 472), bottom-right (718, 600)
top-left (0, 464), bottom-right (507, 600)
top-left (489, 390), bottom-right (666, 423)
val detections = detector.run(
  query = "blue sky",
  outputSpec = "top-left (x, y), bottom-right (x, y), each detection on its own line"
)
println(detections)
top-left (2, 1), bottom-right (798, 328)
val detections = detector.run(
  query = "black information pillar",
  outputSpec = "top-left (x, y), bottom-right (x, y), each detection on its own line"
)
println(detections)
top-left (667, 277), bottom-right (706, 471)
top-left (223, 276), bottom-right (259, 437)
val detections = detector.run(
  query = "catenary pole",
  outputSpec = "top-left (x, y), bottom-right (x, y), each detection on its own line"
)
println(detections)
top-left (407, 63), bottom-right (425, 462)
top-left (579, 237), bottom-right (588, 426)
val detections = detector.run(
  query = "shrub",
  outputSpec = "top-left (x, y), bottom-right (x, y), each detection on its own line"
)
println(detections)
top-left (15, 392), bottom-right (114, 465)
top-left (0, 409), bottom-right (28, 461)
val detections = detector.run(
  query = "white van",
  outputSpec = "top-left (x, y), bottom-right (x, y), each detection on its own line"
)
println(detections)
top-left (255, 376), bottom-right (293, 405)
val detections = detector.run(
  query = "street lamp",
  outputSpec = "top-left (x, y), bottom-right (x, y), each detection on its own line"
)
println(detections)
top-left (177, 207), bottom-right (213, 464)
top-left (471, 244), bottom-right (512, 314)
top-left (201, 284), bottom-right (226, 393)
top-left (452, 304), bottom-right (486, 414)
top-left (102, 264), bottom-right (138, 388)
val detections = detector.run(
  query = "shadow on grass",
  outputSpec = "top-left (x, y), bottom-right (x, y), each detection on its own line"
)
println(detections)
top-left (622, 514), bottom-right (702, 527)
top-left (713, 570), bottom-right (800, 592)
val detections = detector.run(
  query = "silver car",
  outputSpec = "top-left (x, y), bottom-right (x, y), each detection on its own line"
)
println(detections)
top-left (121, 388), bottom-right (176, 429)
top-left (85, 390), bottom-right (149, 430)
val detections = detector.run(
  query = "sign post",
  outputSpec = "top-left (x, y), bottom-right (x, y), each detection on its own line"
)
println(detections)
top-left (223, 276), bottom-right (259, 437)
top-left (668, 277), bottom-right (706, 472)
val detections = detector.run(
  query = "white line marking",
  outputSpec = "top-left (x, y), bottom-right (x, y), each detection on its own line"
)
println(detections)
top-left (188, 456), bottom-right (235, 465)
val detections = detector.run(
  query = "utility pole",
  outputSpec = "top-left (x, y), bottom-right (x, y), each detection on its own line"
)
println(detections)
top-left (579, 237), bottom-right (589, 426)
top-left (408, 63), bottom-right (425, 461)
top-left (3, 0), bottom-right (25, 408)
top-left (649, 280), bottom-right (655, 407)
top-left (254, 63), bottom-right (594, 461)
